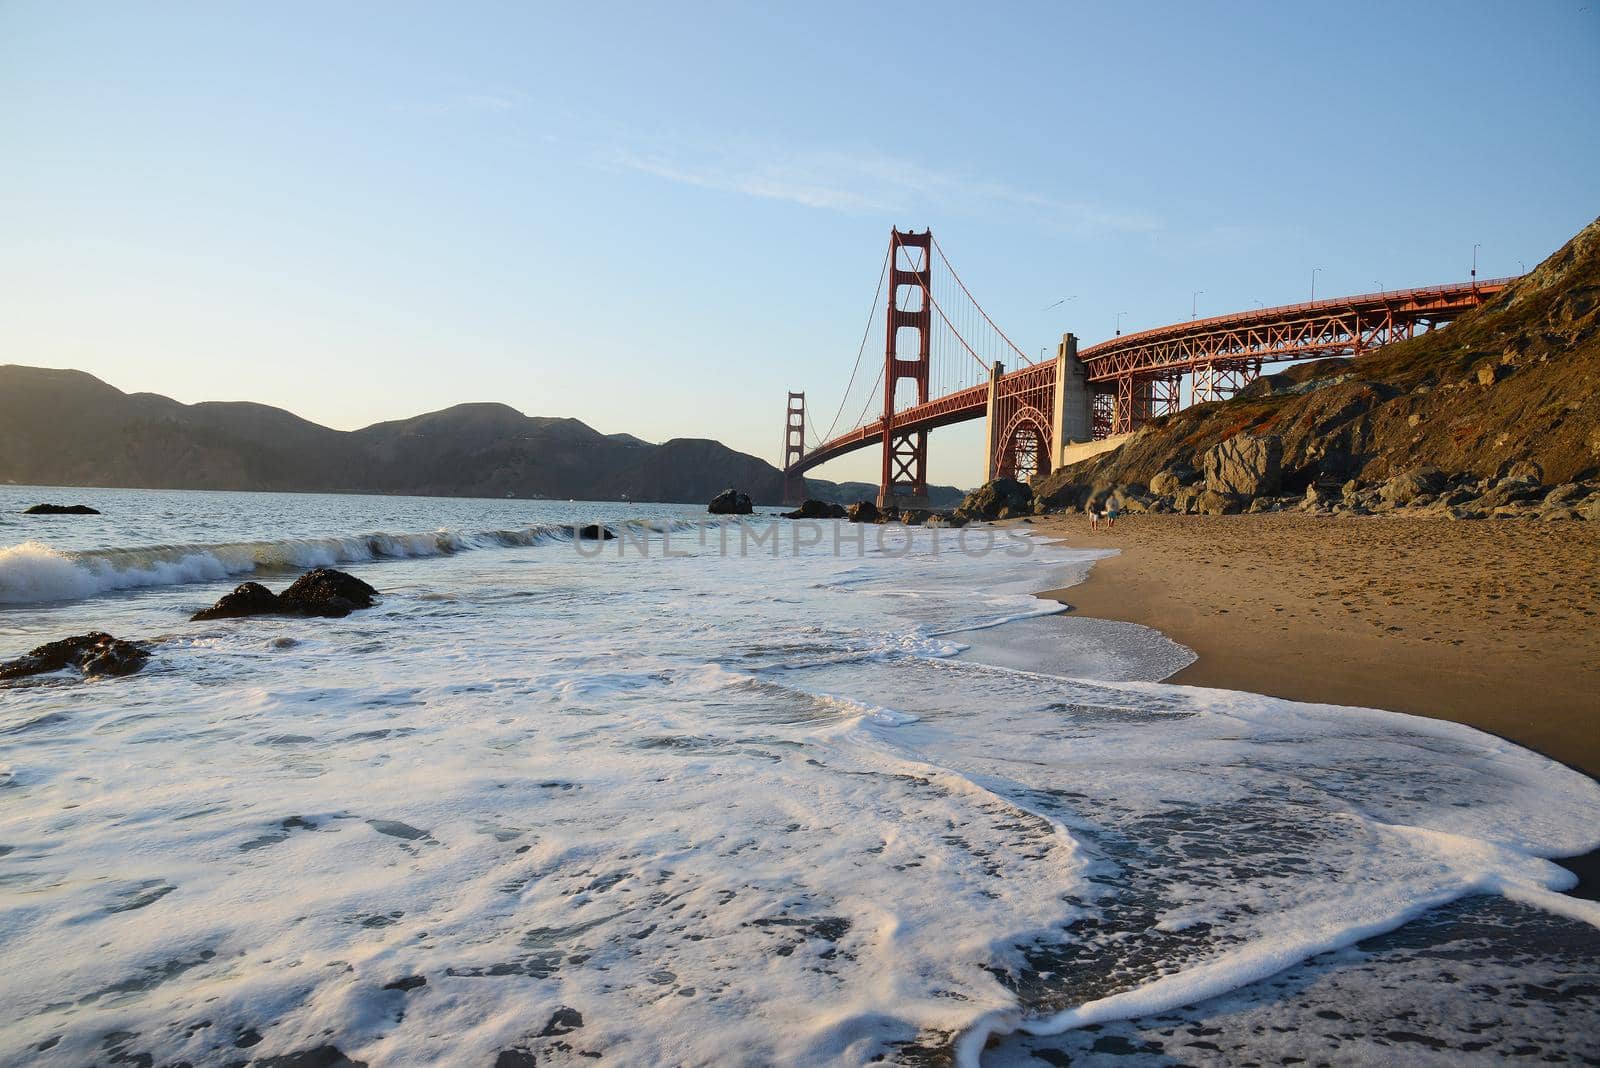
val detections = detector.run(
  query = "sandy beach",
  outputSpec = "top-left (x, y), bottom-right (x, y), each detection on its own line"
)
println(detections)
top-left (1032, 513), bottom-right (1600, 777)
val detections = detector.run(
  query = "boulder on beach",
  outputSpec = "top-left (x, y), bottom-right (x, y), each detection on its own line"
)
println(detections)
top-left (23, 503), bottom-right (100, 515)
top-left (1, 632), bottom-right (150, 680)
top-left (1380, 465), bottom-right (1447, 507)
top-left (192, 568), bottom-right (379, 621)
top-left (1202, 433), bottom-right (1282, 497)
top-left (1194, 488), bottom-right (1246, 515)
top-left (955, 478), bottom-right (1032, 521)
top-left (575, 523), bottom-right (616, 540)
top-left (782, 499), bottom-right (846, 519)
top-left (707, 489), bottom-right (753, 515)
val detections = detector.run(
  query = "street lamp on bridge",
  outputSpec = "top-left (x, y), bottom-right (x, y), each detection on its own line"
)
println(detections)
top-left (1115, 310), bottom-right (1129, 336)
top-left (1191, 290), bottom-right (1204, 320)
top-left (1472, 243), bottom-right (1481, 283)
top-left (1311, 267), bottom-right (1322, 301)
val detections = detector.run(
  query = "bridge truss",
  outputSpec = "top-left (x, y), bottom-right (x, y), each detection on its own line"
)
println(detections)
top-left (783, 228), bottom-right (1511, 502)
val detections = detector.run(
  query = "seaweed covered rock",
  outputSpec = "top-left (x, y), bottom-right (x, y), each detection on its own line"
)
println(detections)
top-left (1, 632), bottom-right (149, 680)
top-left (707, 489), bottom-right (753, 515)
top-left (192, 581), bottom-right (280, 620)
top-left (23, 503), bottom-right (100, 515)
top-left (783, 499), bottom-right (847, 519)
top-left (192, 568), bottom-right (379, 621)
top-left (575, 523), bottom-right (616, 540)
top-left (278, 568), bottom-right (380, 617)
top-left (845, 500), bottom-right (880, 523)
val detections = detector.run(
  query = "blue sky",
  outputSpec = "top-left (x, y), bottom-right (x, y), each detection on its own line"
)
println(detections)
top-left (2, 1), bottom-right (1596, 486)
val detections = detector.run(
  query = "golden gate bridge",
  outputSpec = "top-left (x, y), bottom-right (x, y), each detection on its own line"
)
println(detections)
top-left (782, 228), bottom-right (1514, 508)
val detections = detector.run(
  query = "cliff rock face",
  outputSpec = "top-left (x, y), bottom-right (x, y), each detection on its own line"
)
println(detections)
top-left (1036, 216), bottom-right (1600, 508)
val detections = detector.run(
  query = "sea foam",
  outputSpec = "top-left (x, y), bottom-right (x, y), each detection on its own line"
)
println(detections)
top-left (1, 507), bottom-right (1596, 1066)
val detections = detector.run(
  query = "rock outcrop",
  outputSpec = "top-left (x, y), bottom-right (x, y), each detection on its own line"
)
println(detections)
top-left (192, 568), bottom-right (379, 621)
top-left (575, 523), bottom-right (615, 540)
top-left (956, 478), bottom-right (1034, 521)
top-left (846, 500), bottom-right (880, 523)
top-left (782, 499), bottom-right (847, 519)
top-left (1380, 466), bottom-right (1447, 506)
top-left (707, 489), bottom-right (753, 515)
top-left (1148, 462), bottom-right (1200, 497)
top-left (1202, 433), bottom-right (1283, 497)
top-left (1028, 216), bottom-right (1600, 521)
top-left (1, 632), bottom-right (149, 680)
top-left (23, 503), bottom-right (100, 515)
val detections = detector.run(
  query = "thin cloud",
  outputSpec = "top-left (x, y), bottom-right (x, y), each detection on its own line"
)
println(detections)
top-left (598, 141), bottom-right (1159, 235)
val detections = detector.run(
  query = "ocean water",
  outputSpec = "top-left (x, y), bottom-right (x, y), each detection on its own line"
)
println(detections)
top-left (1, 486), bottom-right (1597, 1067)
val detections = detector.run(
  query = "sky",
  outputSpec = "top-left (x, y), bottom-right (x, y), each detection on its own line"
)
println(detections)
top-left (2, 2), bottom-right (1597, 487)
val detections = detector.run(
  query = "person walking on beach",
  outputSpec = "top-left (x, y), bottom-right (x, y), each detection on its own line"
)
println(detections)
top-left (1090, 502), bottom-right (1101, 531)
top-left (1105, 502), bottom-right (1119, 531)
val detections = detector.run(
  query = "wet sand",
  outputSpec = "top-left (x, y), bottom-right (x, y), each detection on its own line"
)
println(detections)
top-left (1031, 513), bottom-right (1600, 778)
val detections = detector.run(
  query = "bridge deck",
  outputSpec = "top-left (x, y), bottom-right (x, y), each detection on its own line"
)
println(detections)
top-left (789, 278), bottom-right (1512, 478)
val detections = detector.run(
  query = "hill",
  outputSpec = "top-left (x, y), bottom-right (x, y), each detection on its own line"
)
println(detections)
top-left (1033, 216), bottom-right (1600, 517)
top-left (0, 367), bottom-right (965, 505)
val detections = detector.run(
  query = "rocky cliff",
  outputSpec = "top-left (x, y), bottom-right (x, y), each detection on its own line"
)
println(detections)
top-left (1031, 216), bottom-right (1600, 520)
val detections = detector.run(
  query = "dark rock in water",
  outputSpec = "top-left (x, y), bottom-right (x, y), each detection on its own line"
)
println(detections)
top-left (192, 568), bottom-right (378, 621)
top-left (252, 1045), bottom-right (367, 1067)
top-left (956, 478), bottom-right (1033, 521)
top-left (574, 523), bottom-right (615, 540)
top-left (1, 632), bottom-right (150, 680)
top-left (783, 498), bottom-right (847, 519)
top-left (845, 500), bottom-right (880, 523)
top-left (23, 503), bottom-right (100, 515)
top-left (279, 568), bottom-right (379, 618)
top-left (192, 581), bottom-right (281, 621)
top-left (707, 488), bottom-right (753, 515)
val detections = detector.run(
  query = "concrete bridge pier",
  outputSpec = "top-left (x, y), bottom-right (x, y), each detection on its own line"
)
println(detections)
top-left (981, 360), bottom-right (1005, 483)
top-left (1051, 332), bottom-right (1091, 470)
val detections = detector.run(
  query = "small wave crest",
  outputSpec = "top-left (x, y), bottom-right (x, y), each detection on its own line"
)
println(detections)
top-left (0, 519), bottom-right (720, 606)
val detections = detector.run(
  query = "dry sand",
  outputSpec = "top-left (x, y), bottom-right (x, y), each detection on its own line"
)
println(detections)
top-left (1030, 512), bottom-right (1600, 777)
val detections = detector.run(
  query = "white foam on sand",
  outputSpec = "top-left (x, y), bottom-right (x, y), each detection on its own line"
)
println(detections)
top-left (1, 520), bottom-right (1597, 1066)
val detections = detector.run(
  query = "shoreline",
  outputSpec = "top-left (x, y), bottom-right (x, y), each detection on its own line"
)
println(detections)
top-left (1027, 513), bottom-right (1600, 776)
top-left (1027, 513), bottom-right (1600, 892)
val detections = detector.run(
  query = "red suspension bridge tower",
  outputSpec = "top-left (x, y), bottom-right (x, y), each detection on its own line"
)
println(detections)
top-left (781, 391), bottom-right (806, 506)
top-left (777, 227), bottom-right (1510, 507)
top-left (880, 230), bottom-right (933, 510)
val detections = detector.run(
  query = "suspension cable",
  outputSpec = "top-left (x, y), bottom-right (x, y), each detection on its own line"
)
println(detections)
top-left (926, 289), bottom-right (991, 373)
top-left (931, 234), bottom-right (1034, 367)
top-left (821, 244), bottom-right (891, 443)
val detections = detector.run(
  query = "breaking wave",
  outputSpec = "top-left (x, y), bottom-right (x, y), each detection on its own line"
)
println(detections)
top-left (0, 518), bottom-right (725, 605)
